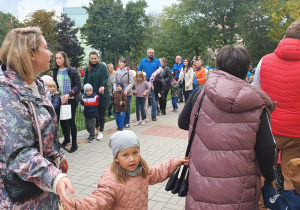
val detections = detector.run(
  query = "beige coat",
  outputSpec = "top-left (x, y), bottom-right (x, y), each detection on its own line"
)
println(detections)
top-left (179, 67), bottom-right (194, 91)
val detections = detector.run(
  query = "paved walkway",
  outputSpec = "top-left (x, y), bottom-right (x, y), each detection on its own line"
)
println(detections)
top-left (61, 101), bottom-right (188, 210)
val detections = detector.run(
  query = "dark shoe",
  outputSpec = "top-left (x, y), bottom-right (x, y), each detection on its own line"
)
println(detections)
top-left (61, 140), bottom-right (70, 147)
top-left (125, 124), bottom-right (130, 129)
top-left (162, 111), bottom-right (166, 115)
top-left (69, 146), bottom-right (77, 153)
top-left (152, 116), bottom-right (157, 121)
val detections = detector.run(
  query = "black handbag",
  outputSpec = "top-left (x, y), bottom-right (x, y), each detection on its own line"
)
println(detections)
top-left (2, 102), bottom-right (57, 203)
top-left (165, 92), bottom-right (205, 197)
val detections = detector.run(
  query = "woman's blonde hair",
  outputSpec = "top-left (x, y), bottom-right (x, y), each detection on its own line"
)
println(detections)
top-left (111, 157), bottom-right (148, 184)
top-left (0, 27), bottom-right (43, 80)
top-left (45, 80), bottom-right (59, 94)
top-left (53, 51), bottom-right (69, 69)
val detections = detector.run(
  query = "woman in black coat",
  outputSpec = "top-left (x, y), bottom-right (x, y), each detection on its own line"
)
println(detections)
top-left (53, 51), bottom-right (81, 153)
top-left (159, 57), bottom-right (172, 115)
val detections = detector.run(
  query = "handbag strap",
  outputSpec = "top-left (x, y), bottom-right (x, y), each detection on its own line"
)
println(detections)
top-left (185, 92), bottom-right (206, 157)
top-left (29, 102), bottom-right (43, 157)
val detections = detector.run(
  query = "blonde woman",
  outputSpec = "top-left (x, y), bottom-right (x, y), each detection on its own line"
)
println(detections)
top-left (0, 27), bottom-right (74, 209)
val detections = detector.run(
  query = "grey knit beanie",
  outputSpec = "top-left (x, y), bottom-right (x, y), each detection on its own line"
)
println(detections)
top-left (108, 130), bottom-right (140, 159)
top-left (84, 83), bottom-right (93, 93)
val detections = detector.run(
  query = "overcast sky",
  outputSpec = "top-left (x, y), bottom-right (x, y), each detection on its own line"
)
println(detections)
top-left (0, 0), bottom-right (178, 20)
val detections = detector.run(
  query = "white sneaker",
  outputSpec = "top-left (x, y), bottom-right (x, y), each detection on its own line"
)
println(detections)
top-left (95, 129), bottom-right (99, 135)
top-left (125, 124), bottom-right (130, 129)
top-left (97, 132), bottom-right (103, 140)
top-left (134, 121), bottom-right (140, 126)
top-left (141, 120), bottom-right (145, 125)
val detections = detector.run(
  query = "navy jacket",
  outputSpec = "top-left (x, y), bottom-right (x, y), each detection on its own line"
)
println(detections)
top-left (262, 181), bottom-right (300, 210)
top-left (81, 93), bottom-right (102, 118)
top-left (51, 93), bottom-right (61, 120)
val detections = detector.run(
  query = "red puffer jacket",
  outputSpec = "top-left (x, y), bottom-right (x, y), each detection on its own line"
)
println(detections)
top-left (260, 38), bottom-right (300, 138)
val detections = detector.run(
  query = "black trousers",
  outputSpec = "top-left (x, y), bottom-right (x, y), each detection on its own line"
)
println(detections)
top-left (159, 88), bottom-right (170, 112)
top-left (60, 99), bottom-right (78, 148)
top-left (96, 102), bottom-right (106, 132)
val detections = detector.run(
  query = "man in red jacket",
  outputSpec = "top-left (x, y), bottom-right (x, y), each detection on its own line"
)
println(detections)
top-left (253, 19), bottom-right (300, 190)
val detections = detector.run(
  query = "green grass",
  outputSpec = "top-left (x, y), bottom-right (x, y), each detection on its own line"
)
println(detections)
top-left (59, 91), bottom-right (172, 137)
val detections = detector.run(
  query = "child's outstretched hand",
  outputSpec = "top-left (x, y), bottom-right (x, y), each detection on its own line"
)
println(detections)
top-left (179, 157), bottom-right (189, 165)
top-left (61, 197), bottom-right (75, 210)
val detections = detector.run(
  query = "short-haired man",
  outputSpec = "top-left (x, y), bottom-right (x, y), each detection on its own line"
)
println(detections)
top-left (171, 56), bottom-right (184, 103)
top-left (137, 48), bottom-right (161, 121)
top-left (253, 19), bottom-right (300, 190)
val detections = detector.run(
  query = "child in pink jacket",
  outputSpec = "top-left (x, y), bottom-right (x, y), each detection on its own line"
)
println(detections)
top-left (63, 130), bottom-right (189, 210)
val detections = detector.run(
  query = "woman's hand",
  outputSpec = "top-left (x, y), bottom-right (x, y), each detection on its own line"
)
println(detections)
top-left (178, 157), bottom-right (189, 165)
top-left (57, 177), bottom-right (74, 210)
top-left (61, 94), bottom-right (70, 104)
top-left (123, 91), bottom-right (127, 96)
top-left (142, 91), bottom-right (147, 96)
top-left (99, 86), bottom-right (104, 94)
top-left (186, 86), bottom-right (189, 89)
top-left (133, 91), bottom-right (138, 95)
top-left (60, 159), bottom-right (69, 173)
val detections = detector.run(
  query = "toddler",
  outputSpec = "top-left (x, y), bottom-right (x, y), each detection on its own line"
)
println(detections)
top-left (81, 83), bottom-right (102, 143)
top-left (112, 82), bottom-right (127, 130)
top-left (133, 72), bottom-right (149, 126)
top-left (64, 130), bottom-right (189, 210)
top-left (45, 79), bottom-right (61, 121)
top-left (171, 76), bottom-right (180, 112)
top-left (262, 158), bottom-right (300, 210)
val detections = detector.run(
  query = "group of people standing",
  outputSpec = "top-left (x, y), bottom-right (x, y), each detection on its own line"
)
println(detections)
top-left (1, 19), bottom-right (300, 210)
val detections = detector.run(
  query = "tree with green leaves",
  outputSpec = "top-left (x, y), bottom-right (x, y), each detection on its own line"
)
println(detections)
top-left (54, 14), bottom-right (85, 68)
top-left (262, 0), bottom-right (300, 42)
top-left (24, 10), bottom-right (58, 52)
top-left (0, 12), bottom-right (24, 45)
top-left (81, 0), bottom-right (125, 62)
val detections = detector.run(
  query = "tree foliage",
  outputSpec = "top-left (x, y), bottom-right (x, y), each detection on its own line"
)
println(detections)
top-left (81, 0), bottom-right (148, 66)
top-left (54, 14), bottom-right (85, 68)
top-left (24, 10), bottom-right (58, 52)
top-left (262, 0), bottom-right (300, 42)
top-left (0, 12), bottom-right (24, 45)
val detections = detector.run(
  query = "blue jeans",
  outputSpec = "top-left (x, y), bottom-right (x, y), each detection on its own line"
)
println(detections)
top-left (178, 88), bottom-right (183, 102)
top-left (136, 97), bottom-right (146, 121)
top-left (125, 95), bottom-right (132, 125)
top-left (115, 112), bottom-right (125, 130)
top-left (151, 89), bottom-right (158, 117)
top-left (172, 97), bottom-right (178, 109)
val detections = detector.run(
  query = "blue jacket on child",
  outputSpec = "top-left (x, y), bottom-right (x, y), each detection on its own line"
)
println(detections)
top-left (81, 93), bottom-right (102, 118)
top-left (51, 93), bottom-right (61, 119)
top-left (262, 181), bottom-right (300, 210)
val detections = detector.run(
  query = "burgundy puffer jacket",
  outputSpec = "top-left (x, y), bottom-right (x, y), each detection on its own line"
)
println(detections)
top-left (186, 71), bottom-right (275, 210)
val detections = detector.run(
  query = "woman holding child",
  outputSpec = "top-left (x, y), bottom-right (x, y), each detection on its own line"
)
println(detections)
top-left (0, 27), bottom-right (73, 209)
top-left (84, 51), bottom-right (111, 140)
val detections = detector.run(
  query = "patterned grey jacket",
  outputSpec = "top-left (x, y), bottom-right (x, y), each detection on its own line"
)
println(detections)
top-left (0, 67), bottom-right (64, 209)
